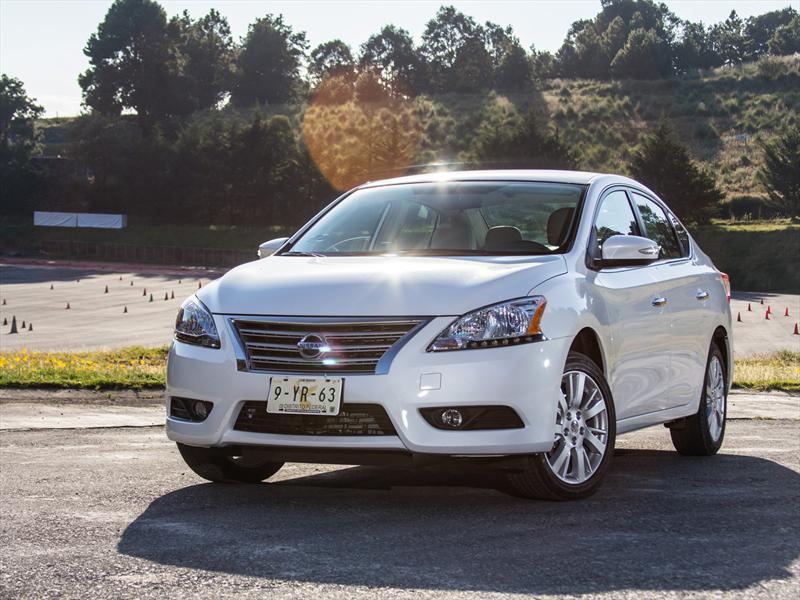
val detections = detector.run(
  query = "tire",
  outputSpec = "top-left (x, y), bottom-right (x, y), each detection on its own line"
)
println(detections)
top-left (505, 351), bottom-right (616, 501)
top-left (670, 343), bottom-right (727, 456)
top-left (177, 443), bottom-right (284, 483)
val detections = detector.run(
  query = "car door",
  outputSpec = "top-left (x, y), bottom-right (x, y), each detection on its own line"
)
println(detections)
top-left (630, 191), bottom-right (714, 410)
top-left (586, 188), bottom-right (672, 420)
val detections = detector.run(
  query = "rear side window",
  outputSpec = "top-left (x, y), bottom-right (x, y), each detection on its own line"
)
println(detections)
top-left (669, 213), bottom-right (691, 257)
top-left (593, 190), bottom-right (639, 254)
top-left (632, 193), bottom-right (682, 260)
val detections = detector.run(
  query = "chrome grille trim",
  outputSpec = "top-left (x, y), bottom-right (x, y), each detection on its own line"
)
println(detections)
top-left (227, 316), bottom-right (429, 375)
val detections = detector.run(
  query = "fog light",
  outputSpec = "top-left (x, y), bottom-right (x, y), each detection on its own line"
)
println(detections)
top-left (440, 409), bottom-right (463, 428)
top-left (193, 400), bottom-right (209, 420)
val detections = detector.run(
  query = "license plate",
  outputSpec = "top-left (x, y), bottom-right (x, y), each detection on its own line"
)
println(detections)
top-left (267, 377), bottom-right (343, 415)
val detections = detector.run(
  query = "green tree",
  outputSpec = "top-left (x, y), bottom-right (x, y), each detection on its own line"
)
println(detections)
top-left (711, 11), bottom-right (747, 65)
top-left (420, 6), bottom-right (488, 92)
top-left (483, 24), bottom-right (532, 91)
top-left (529, 46), bottom-right (556, 80)
top-left (79, 0), bottom-right (184, 125)
top-left (673, 21), bottom-right (719, 72)
top-left (629, 121), bottom-right (723, 225)
top-left (0, 74), bottom-right (44, 215)
top-left (556, 22), bottom-right (609, 78)
top-left (172, 9), bottom-right (236, 111)
top-left (309, 40), bottom-right (354, 85)
top-left (495, 43), bottom-right (532, 91)
top-left (69, 113), bottom-right (173, 216)
top-left (556, 1), bottom-right (679, 79)
top-left (232, 15), bottom-right (308, 106)
top-left (610, 28), bottom-right (673, 79)
top-left (768, 14), bottom-right (800, 56)
top-left (757, 126), bottom-right (800, 219)
top-left (225, 114), bottom-right (299, 224)
top-left (472, 105), bottom-right (576, 169)
top-left (744, 7), bottom-right (797, 58)
top-left (0, 74), bottom-right (42, 165)
top-left (360, 26), bottom-right (422, 95)
top-left (450, 36), bottom-right (493, 93)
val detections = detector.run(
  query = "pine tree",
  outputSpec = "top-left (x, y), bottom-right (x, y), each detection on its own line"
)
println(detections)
top-left (757, 126), bottom-right (800, 219)
top-left (629, 121), bottom-right (723, 225)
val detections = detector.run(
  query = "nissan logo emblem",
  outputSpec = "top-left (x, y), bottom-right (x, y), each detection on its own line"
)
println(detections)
top-left (297, 334), bottom-right (329, 359)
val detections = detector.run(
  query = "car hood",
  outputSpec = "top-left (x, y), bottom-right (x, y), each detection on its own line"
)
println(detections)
top-left (198, 255), bottom-right (567, 317)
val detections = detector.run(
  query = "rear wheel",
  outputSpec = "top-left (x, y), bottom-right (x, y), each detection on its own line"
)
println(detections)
top-left (505, 351), bottom-right (616, 500)
top-left (177, 443), bottom-right (284, 483)
top-left (670, 344), bottom-right (726, 456)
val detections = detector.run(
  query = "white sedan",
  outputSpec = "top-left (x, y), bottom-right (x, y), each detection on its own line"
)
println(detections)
top-left (167, 170), bottom-right (732, 500)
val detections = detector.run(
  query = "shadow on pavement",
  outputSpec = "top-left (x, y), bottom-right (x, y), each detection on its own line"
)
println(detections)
top-left (118, 449), bottom-right (800, 594)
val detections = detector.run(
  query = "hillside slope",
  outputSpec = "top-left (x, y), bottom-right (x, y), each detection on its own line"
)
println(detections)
top-left (38, 57), bottom-right (799, 202)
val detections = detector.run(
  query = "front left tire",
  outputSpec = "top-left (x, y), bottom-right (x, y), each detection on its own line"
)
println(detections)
top-left (506, 351), bottom-right (616, 500)
top-left (177, 443), bottom-right (284, 483)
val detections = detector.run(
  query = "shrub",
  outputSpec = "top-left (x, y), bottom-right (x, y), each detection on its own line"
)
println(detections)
top-left (721, 193), bottom-right (784, 219)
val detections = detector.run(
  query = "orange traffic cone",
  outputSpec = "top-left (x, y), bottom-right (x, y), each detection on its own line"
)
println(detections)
top-left (65, 302), bottom-right (70, 310)
top-left (794, 323), bottom-right (799, 335)
top-left (736, 312), bottom-right (742, 322)
top-left (747, 303), bottom-right (752, 312)
top-left (784, 307), bottom-right (790, 317)
top-left (765, 310), bottom-right (770, 320)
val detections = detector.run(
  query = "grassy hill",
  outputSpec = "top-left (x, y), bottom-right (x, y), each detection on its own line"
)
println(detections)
top-left (19, 57), bottom-right (799, 292)
top-left (38, 56), bottom-right (799, 204)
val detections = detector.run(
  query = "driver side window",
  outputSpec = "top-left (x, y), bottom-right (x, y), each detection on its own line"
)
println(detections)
top-left (593, 190), bottom-right (640, 255)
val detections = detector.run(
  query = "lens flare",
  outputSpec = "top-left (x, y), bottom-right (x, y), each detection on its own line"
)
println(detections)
top-left (302, 69), bottom-right (423, 191)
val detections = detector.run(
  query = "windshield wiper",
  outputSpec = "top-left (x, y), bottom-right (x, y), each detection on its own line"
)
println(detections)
top-left (280, 251), bottom-right (327, 257)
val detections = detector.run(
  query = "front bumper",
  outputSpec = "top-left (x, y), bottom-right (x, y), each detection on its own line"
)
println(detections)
top-left (166, 316), bottom-right (571, 456)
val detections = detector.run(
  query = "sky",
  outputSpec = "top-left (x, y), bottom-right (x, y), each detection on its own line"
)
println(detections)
top-left (1, 0), bottom-right (797, 117)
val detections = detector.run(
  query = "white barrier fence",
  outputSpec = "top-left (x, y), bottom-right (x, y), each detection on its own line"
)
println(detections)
top-left (34, 211), bottom-right (127, 229)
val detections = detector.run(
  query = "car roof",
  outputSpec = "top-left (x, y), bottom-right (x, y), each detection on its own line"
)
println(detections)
top-left (359, 169), bottom-right (607, 188)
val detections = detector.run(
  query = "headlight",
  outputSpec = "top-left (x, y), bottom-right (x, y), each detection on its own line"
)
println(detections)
top-left (428, 296), bottom-right (547, 352)
top-left (174, 297), bottom-right (220, 348)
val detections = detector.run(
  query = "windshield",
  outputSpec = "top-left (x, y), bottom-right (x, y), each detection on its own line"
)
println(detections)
top-left (284, 181), bottom-right (584, 256)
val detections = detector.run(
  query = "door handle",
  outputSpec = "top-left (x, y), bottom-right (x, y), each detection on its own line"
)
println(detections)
top-left (652, 297), bottom-right (668, 307)
top-left (696, 291), bottom-right (710, 300)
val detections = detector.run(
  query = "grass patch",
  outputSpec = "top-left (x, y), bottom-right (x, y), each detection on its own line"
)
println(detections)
top-left (0, 347), bottom-right (167, 389)
top-left (733, 350), bottom-right (800, 392)
top-left (1, 346), bottom-right (797, 393)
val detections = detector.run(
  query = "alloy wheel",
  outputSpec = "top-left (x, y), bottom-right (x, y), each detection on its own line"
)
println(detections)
top-left (706, 355), bottom-right (726, 442)
top-left (546, 370), bottom-right (609, 485)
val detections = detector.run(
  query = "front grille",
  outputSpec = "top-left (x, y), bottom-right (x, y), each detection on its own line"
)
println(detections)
top-left (234, 402), bottom-right (397, 436)
top-left (231, 318), bottom-right (424, 374)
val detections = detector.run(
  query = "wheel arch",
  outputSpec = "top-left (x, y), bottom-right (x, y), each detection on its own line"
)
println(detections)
top-left (568, 327), bottom-right (606, 377)
top-left (711, 325), bottom-right (731, 388)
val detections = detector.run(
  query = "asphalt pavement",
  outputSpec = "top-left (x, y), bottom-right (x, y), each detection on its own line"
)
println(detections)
top-left (0, 395), bottom-right (798, 599)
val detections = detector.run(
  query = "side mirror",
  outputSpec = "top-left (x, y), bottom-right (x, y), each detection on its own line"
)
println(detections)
top-left (258, 237), bottom-right (289, 258)
top-left (599, 235), bottom-right (660, 268)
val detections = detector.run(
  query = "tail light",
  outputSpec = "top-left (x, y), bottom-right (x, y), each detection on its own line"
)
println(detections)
top-left (720, 272), bottom-right (731, 302)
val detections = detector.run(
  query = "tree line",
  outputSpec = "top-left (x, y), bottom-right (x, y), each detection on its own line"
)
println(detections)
top-left (78, 0), bottom-right (799, 127)
top-left (1, 0), bottom-right (799, 227)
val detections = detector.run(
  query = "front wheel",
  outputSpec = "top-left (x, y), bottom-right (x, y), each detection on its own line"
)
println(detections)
top-left (670, 344), bottom-right (727, 456)
top-left (505, 351), bottom-right (616, 500)
top-left (177, 443), bottom-right (284, 483)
